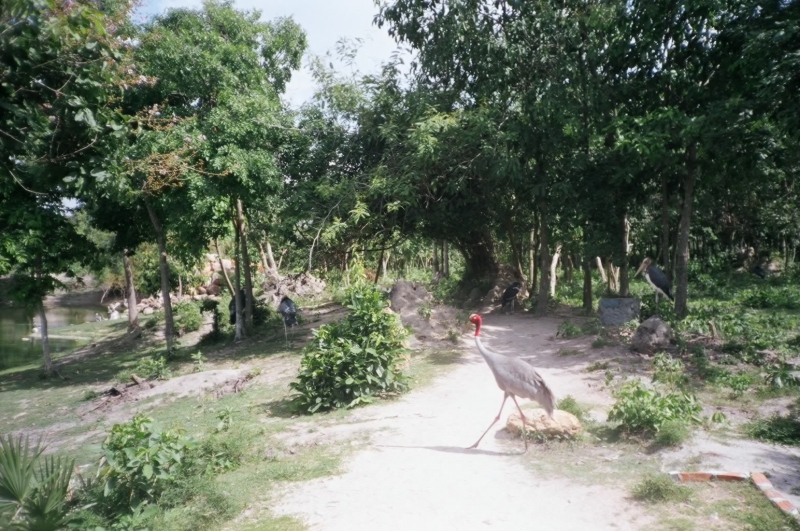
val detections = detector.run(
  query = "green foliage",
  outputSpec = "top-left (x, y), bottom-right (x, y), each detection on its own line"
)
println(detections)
top-left (652, 353), bottom-right (688, 390)
top-left (608, 381), bottom-right (702, 434)
top-left (557, 320), bottom-right (582, 338)
top-left (417, 302), bottom-right (432, 320)
top-left (556, 395), bottom-right (587, 423)
top-left (631, 474), bottom-right (691, 503)
top-left (746, 415), bottom-right (800, 446)
top-left (136, 356), bottom-right (171, 381)
top-left (290, 284), bottom-right (409, 413)
top-left (0, 436), bottom-right (74, 531)
top-left (741, 287), bottom-right (800, 310)
top-left (584, 361), bottom-right (610, 372)
top-left (191, 351), bottom-right (205, 372)
top-left (654, 420), bottom-right (690, 447)
top-left (173, 301), bottom-right (203, 336)
top-left (591, 338), bottom-right (609, 349)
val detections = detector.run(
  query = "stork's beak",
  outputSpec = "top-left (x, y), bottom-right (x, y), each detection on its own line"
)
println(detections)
top-left (634, 262), bottom-right (646, 278)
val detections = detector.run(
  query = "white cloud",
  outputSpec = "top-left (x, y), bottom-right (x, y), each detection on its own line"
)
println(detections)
top-left (135, 0), bottom-right (406, 106)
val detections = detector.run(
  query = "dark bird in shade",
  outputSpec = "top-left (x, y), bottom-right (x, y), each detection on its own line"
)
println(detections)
top-left (752, 264), bottom-right (767, 280)
top-left (634, 257), bottom-right (673, 307)
top-left (278, 296), bottom-right (298, 326)
top-left (500, 282), bottom-right (521, 312)
top-left (229, 289), bottom-right (246, 324)
top-left (467, 314), bottom-right (555, 453)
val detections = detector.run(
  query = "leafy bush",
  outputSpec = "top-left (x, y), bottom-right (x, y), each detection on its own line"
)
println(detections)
top-left (652, 353), bottom-right (688, 390)
top-left (557, 395), bottom-right (587, 422)
top-left (607, 381), bottom-right (702, 434)
top-left (557, 320), bottom-right (581, 338)
top-left (290, 284), bottom-right (409, 413)
top-left (741, 286), bottom-right (800, 310)
top-left (654, 420), bottom-right (690, 446)
top-left (96, 415), bottom-right (193, 513)
top-left (174, 300), bottom-right (202, 336)
top-left (631, 473), bottom-right (691, 503)
top-left (133, 355), bottom-right (171, 381)
top-left (0, 435), bottom-right (74, 531)
top-left (746, 414), bottom-right (800, 445)
top-left (417, 302), bottom-right (432, 320)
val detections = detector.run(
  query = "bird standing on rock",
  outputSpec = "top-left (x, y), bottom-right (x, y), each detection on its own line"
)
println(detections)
top-left (467, 314), bottom-right (555, 452)
top-left (500, 282), bottom-right (521, 313)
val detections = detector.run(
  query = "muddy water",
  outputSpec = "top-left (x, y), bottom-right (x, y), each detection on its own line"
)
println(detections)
top-left (0, 306), bottom-right (104, 370)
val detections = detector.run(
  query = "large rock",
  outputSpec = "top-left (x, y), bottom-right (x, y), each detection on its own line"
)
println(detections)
top-left (631, 316), bottom-right (674, 353)
top-left (506, 409), bottom-right (582, 439)
top-left (598, 297), bottom-right (641, 326)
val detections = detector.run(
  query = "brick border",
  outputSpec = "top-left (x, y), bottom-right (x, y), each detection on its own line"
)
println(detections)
top-left (669, 471), bottom-right (799, 518)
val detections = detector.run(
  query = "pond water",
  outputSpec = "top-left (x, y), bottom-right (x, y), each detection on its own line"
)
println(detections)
top-left (0, 305), bottom-right (105, 371)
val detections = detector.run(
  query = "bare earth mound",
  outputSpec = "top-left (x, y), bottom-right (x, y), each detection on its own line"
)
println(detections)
top-left (389, 281), bottom-right (461, 346)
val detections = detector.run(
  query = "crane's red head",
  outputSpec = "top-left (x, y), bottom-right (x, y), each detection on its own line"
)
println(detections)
top-left (469, 314), bottom-right (482, 336)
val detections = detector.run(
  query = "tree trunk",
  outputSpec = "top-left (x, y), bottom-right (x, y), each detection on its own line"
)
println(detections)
top-left (178, 275), bottom-right (182, 300)
top-left (236, 199), bottom-right (254, 331)
top-left (674, 143), bottom-right (697, 318)
top-left (661, 174), bottom-right (671, 276)
top-left (123, 250), bottom-right (139, 332)
top-left (443, 241), bottom-right (449, 277)
top-left (583, 257), bottom-right (593, 312)
top-left (144, 198), bottom-right (175, 352)
top-left (505, 219), bottom-right (525, 281)
top-left (277, 248), bottom-right (286, 271)
top-left (382, 250), bottom-right (391, 279)
top-left (266, 240), bottom-right (278, 271)
top-left (549, 243), bottom-right (562, 298)
top-left (458, 231), bottom-right (499, 282)
top-left (375, 248), bottom-right (385, 284)
top-left (529, 229), bottom-right (536, 288)
top-left (258, 242), bottom-right (270, 275)
top-left (619, 213), bottom-right (631, 297)
top-left (566, 254), bottom-right (574, 283)
top-left (433, 241), bottom-right (440, 275)
top-left (596, 257), bottom-right (607, 283)
top-left (214, 239), bottom-right (235, 297)
top-left (233, 223), bottom-right (245, 341)
top-left (536, 208), bottom-right (550, 316)
top-left (38, 300), bottom-right (54, 376)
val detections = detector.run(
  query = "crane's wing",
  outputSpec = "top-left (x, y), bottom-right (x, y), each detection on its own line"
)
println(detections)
top-left (499, 357), bottom-right (556, 417)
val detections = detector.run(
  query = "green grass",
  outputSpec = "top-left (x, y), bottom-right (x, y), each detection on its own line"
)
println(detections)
top-left (557, 348), bottom-right (583, 357)
top-left (654, 420), bottom-right (690, 447)
top-left (631, 474), bottom-right (692, 503)
top-left (745, 414), bottom-right (800, 445)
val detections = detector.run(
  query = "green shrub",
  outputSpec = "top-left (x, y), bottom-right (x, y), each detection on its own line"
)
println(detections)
top-left (557, 395), bottom-right (587, 422)
top-left (174, 300), bottom-right (202, 336)
top-left (96, 415), bottom-right (193, 513)
top-left (417, 302), bottom-right (432, 320)
top-left (132, 355), bottom-right (171, 381)
top-left (290, 284), bottom-right (409, 413)
top-left (746, 414), bottom-right (800, 445)
top-left (741, 286), bottom-right (800, 310)
top-left (557, 320), bottom-right (582, 338)
top-left (631, 473), bottom-right (691, 503)
top-left (591, 337), bottom-right (609, 349)
top-left (607, 381), bottom-right (702, 434)
top-left (654, 420), bottom-right (690, 446)
top-left (0, 435), bottom-right (74, 531)
top-left (652, 353), bottom-right (688, 390)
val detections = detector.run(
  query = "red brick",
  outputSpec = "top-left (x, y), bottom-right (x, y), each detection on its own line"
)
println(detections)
top-left (714, 473), bottom-right (747, 482)
top-left (679, 472), bottom-right (713, 482)
top-left (763, 489), bottom-right (784, 500)
top-left (776, 500), bottom-right (796, 513)
top-left (751, 473), bottom-right (772, 488)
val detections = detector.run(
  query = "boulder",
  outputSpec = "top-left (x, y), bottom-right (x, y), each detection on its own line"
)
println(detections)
top-left (506, 409), bottom-right (582, 439)
top-left (630, 316), bottom-right (674, 353)
top-left (598, 297), bottom-right (641, 326)
top-left (142, 307), bottom-right (154, 315)
top-left (206, 283), bottom-right (221, 296)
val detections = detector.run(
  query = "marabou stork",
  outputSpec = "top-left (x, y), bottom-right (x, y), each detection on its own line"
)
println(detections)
top-left (634, 257), bottom-right (673, 312)
top-left (467, 314), bottom-right (555, 452)
top-left (229, 289), bottom-right (246, 324)
top-left (500, 282), bottom-right (521, 313)
top-left (752, 264), bottom-right (767, 280)
top-left (278, 296), bottom-right (298, 344)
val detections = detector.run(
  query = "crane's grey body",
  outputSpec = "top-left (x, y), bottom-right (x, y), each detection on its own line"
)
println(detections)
top-left (468, 314), bottom-right (555, 452)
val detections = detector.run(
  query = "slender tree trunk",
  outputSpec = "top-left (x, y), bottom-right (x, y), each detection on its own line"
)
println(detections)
top-left (566, 254), bottom-right (574, 283)
top-left (214, 239), bottom-right (235, 296)
top-left (536, 207), bottom-right (550, 315)
top-left (433, 241), bottom-right (440, 275)
top-left (38, 300), bottom-right (53, 376)
top-left (620, 213), bottom-right (631, 297)
top-left (382, 250), bottom-right (391, 279)
top-left (375, 248), bottom-right (385, 284)
top-left (236, 199), bottom-right (254, 331)
top-left (505, 219), bottom-right (525, 281)
top-left (258, 242), bottom-right (270, 275)
top-left (144, 198), bottom-right (175, 352)
top-left (549, 243), bottom-right (562, 298)
top-left (266, 240), bottom-right (278, 271)
top-left (674, 143), bottom-right (697, 318)
top-left (233, 223), bottom-right (245, 341)
top-left (596, 257), bottom-right (607, 283)
top-left (443, 241), bottom-right (449, 277)
top-left (277, 249), bottom-right (286, 271)
top-left (529, 229), bottom-right (536, 288)
top-left (583, 256), bottom-right (593, 312)
top-left (123, 250), bottom-right (139, 332)
top-left (661, 174), bottom-right (671, 275)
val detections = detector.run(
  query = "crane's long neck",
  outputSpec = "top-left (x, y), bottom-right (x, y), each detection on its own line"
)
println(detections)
top-left (474, 332), bottom-right (500, 364)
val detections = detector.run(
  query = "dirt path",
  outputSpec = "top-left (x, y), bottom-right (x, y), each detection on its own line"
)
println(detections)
top-left (273, 314), bottom-right (651, 530)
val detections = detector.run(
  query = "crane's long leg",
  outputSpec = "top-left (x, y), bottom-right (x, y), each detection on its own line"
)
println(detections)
top-left (511, 395), bottom-right (530, 453)
top-left (468, 393), bottom-right (509, 449)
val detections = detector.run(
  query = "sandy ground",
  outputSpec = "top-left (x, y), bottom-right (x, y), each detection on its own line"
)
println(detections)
top-left (273, 314), bottom-right (652, 531)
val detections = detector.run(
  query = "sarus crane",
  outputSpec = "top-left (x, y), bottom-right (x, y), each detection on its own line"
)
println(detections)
top-left (634, 257), bottom-right (673, 312)
top-left (500, 282), bottom-right (521, 313)
top-left (467, 314), bottom-right (555, 452)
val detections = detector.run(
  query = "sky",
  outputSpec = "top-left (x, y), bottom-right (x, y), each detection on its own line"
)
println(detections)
top-left (135, 0), bottom-right (406, 107)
